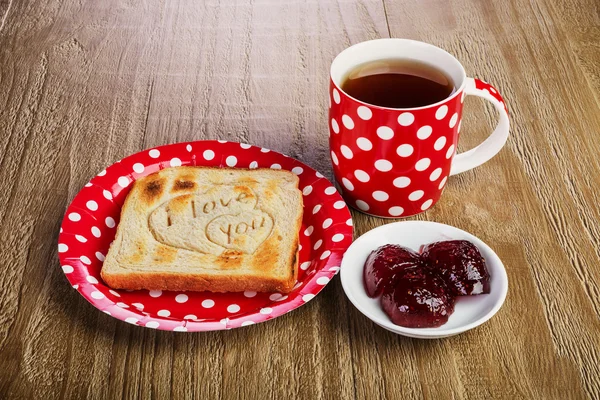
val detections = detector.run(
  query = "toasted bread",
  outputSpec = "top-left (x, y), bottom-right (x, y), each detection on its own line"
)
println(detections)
top-left (101, 166), bottom-right (302, 293)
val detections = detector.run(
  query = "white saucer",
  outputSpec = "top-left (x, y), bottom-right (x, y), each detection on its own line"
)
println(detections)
top-left (340, 221), bottom-right (508, 339)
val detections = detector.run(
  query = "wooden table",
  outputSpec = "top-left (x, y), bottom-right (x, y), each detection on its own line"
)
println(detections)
top-left (1, 0), bottom-right (599, 398)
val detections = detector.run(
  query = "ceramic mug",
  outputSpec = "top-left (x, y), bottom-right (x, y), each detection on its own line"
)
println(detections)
top-left (329, 39), bottom-right (509, 218)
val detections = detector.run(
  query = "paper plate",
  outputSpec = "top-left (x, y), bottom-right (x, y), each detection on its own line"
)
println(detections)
top-left (58, 140), bottom-right (353, 331)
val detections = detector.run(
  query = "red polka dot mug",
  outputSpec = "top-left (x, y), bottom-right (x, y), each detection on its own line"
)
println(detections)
top-left (329, 39), bottom-right (509, 218)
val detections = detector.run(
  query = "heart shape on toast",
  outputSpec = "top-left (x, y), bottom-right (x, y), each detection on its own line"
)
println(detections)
top-left (148, 185), bottom-right (274, 255)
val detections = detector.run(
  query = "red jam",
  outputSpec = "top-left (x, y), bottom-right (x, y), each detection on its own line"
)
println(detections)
top-left (363, 244), bottom-right (422, 297)
top-left (364, 240), bottom-right (490, 328)
top-left (421, 240), bottom-right (491, 296)
top-left (381, 266), bottom-right (454, 328)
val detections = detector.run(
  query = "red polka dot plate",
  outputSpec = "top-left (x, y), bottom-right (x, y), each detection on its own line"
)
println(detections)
top-left (58, 141), bottom-right (353, 331)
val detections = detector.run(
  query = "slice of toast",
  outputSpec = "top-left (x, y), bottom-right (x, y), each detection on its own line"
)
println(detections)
top-left (101, 166), bottom-right (302, 293)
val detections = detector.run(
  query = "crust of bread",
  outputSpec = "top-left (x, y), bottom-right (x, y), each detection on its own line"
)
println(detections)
top-left (100, 166), bottom-right (302, 293)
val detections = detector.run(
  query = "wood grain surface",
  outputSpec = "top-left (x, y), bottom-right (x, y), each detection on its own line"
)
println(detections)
top-left (1, 0), bottom-right (599, 398)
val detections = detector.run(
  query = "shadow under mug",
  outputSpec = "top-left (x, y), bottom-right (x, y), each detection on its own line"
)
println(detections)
top-left (329, 39), bottom-right (509, 218)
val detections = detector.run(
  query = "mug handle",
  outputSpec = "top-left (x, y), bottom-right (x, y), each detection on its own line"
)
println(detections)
top-left (450, 77), bottom-right (510, 175)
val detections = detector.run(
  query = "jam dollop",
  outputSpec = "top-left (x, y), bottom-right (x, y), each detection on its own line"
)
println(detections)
top-left (381, 266), bottom-right (455, 328)
top-left (363, 244), bottom-right (422, 297)
top-left (363, 240), bottom-right (491, 329)
top-left (421, 240), bottom-right (491, 296)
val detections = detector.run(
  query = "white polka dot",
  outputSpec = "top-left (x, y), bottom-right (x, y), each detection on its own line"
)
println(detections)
top-left (334, 200), bottom-right (346, 209)
top-left (75, 235), bottom-right (87, 243)
top-left (175, 294), bottom-right (188, 303)
top-left (458, 120), bottom-right (462, 133)
top-left (316, 171), bottom-right (324, 178)
top-left (324, 186), bottom-right (336, 195)
top-left (72, 284), bottom-right (78, 290)
top-left (132, 303), bottom-right (144, 309)
top-left (372, 191), bottom-right (389, 201)
top-left (333, 88), bottom-right (341, 104)
top-left (446, 144), bottom-right (455, 159)
top-left (184, 314), bottom-right (197, 320)
top-left (377, 126), bottom-right (394, 140)
top-left (125, 317), bottom-right (138, 324)
top-left (430, 168), bottom-right (443, 181)
top-left (436, 105), bottom-right (448, 120)
top-left (220, 318), bottom-right (229, 325)
top-left (415, 158), bottom-right (431, 171)
top-left (270, 163), bottom-right (282, 169)
top-left (398, 112), bottom-right (415, 126)
top-left (340, 145), bottom-right (353, 159)
top-left (357, 106), bottom-right (372, 120)
top-left (439, 176), bottom-right (448, 189)
top-left (329, 266), bottom-right (340, 273)
top-left (62, 265), bottom-right (74, 273)
top-left (58, 243), bottom-right (68, 253)
top-left (356, 200), bottom-right (369, 211)
top-left (331, 118), bottom-right (340, 134)
top-left (240, 143), bottom-right (252, 149)
top-left (489, 87), bottom-right (497, 94)
top-left (203, 150), bottom-right (215, 160)
top-left (409, 190), bottom-right (424, 201)
top-left (320, 250), bottom-right (331, 260)
top-left (342, 115), bottom-right (354, 129)
top-left (292, 167), bottom-right (303, 175)
top-left (312, 205), bottom-right (321, 214)
top-left (91, 291), bottom-right (104, 299)
top-left (227, 304), bottom-right (241, 313)
top-left (116, 302), bottom-right (129, 308)
top-left (313, 239), bottom-right (323, 250)
top-left (317, 277), bottom-right (330, 285)
top-left (260, 307), bottom-right (273, 315)
top-left (149, 149), bottom-right (160, 158)
top-left (149, 290), bottom-right (162, 298)
top-left (331, 151), bottom-right (339, 166)
top-left (393, 176), bottom-right (410, 188)
top-left (118, 176), bottom-right (130, 188)
top-left (434, 136), bottom-right (447, 151)
top-left (86, 200), bottom-right (98, 211)
top-left (109, 290), bottom-right (120, 297)
top-left (302, 185), bottom-right (313, 196)
top-left (173, 326), bottom-right (187, 332)
top-left (356, 137), bottom-right (373, 151)
top-left (302, 294), bottom-right (315, 302)
top-left (417, 125), bottom-right (433, 140)
top-left (332, 233), bottom-right (344, 242)
top-left (98, 169), bottom-right (107, 177)
top-left (260, 148), bottom-right (270, 153)
top-left (95, 251), bottom-right (105, 262)
top-left (157, 309), bottom-right (171, 317)
top-left (80, 255), bottom-right (91, 265)
top-left (226, 156), bottom-right (237, 167)
top-left (322, 218), bottom-right (333, 229)
top-left (186, 144), bottom-right (192, 152)
top-left (249, 161), bottom-right (258, 169)
top-left (346, 218), bottom-right (353, 226)
top-left (342, 178), bottom-right (354, 191)
top-left (170, 157), bottom-right (182, 167)
top-left (145, 321), bottom-right (160, 329)
top-left (449, 113), bottom-right (459, 128)
top-left (241, 321), bottom-right (255, 327)
top-left (482, 88), bottom-right (490, 95)
top-left (85, 182), bottom-right (92, 187)
top-left (300, 261), bottom-right (311, 271)
top-left (105, 217), bottom-right (115, 228)
top-left (68, 212), bottom-right (81, 222)
top-left (103, 190), bottom-right (113, 200)
top-left (354, 170), bottom-right (370, 182)
top-left (374, 159), bottom-right (392, 172)
top-left (304, 226), bottom-right (314, 236)
top-left (202, 299), bottom-right (215, 308)
top-left (133, 163), bottom-right (145, 173)
top-left (421, 199), bottom-right (434, 210)
top-left (218, 140), bottom-right (227, 143)
top-left (396, 144), bottom-right (414, 157)
top-left (389, 206), bottom-right (404, 216)
top-left (244, 291), bottom-right (257, 298)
